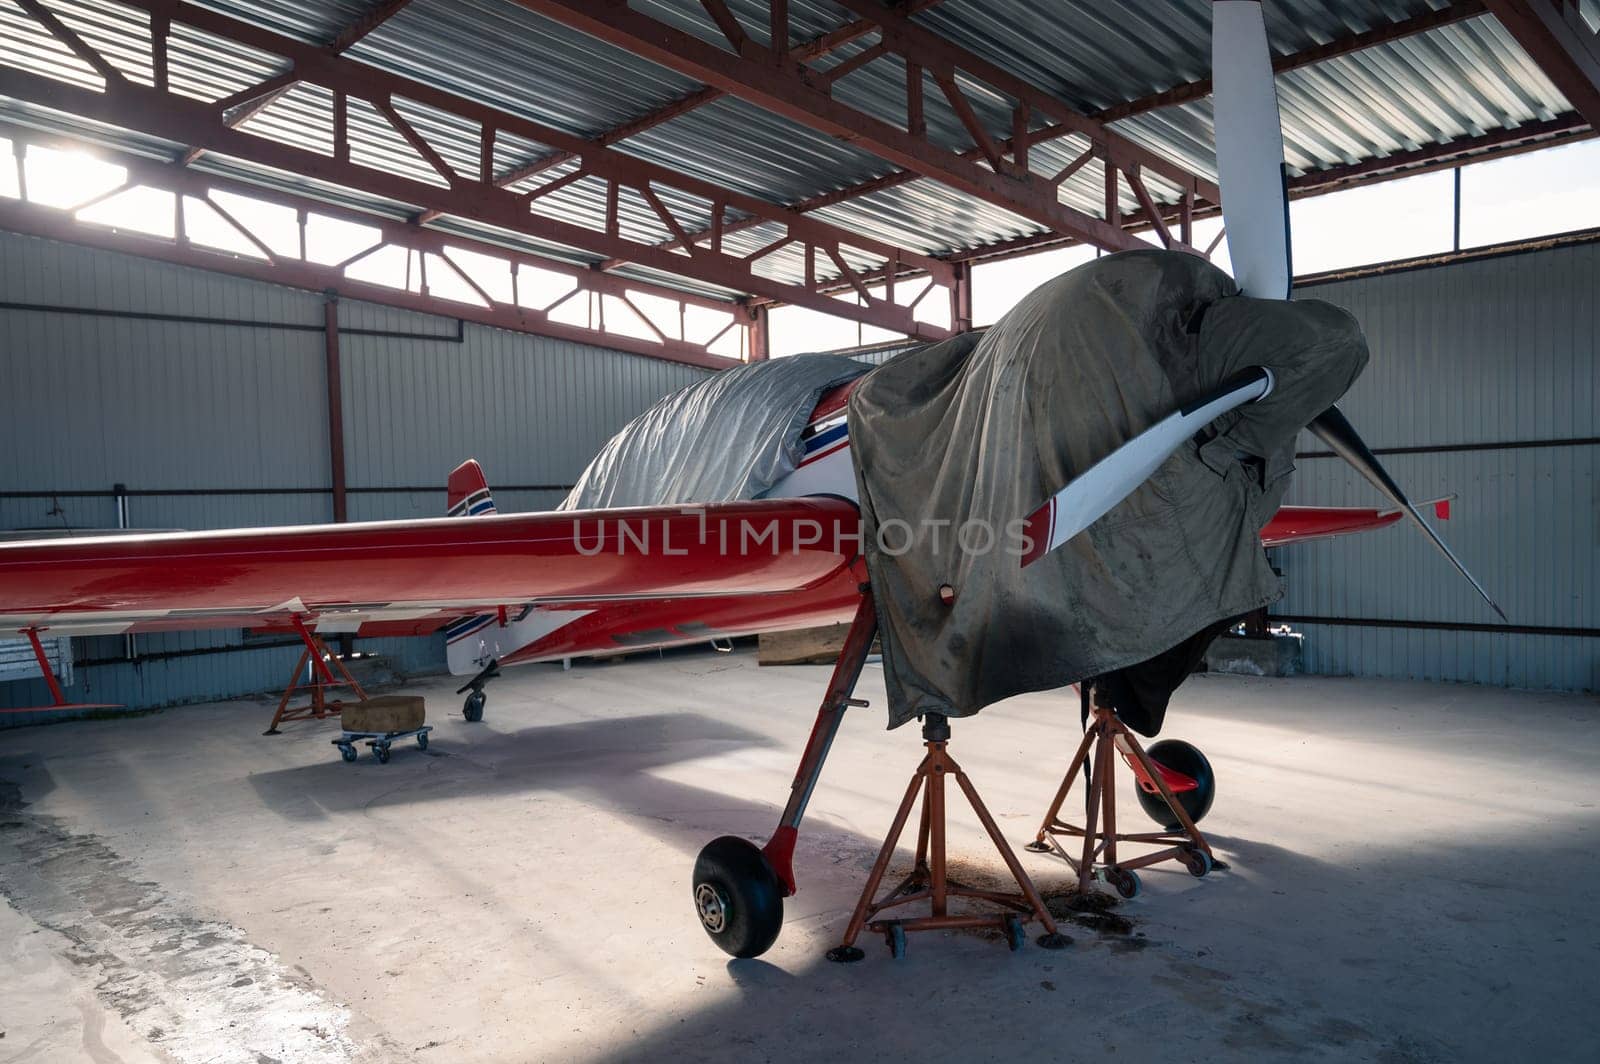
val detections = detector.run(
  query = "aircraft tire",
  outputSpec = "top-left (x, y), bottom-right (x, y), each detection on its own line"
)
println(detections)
top-left (1134, 739), bottom-right (1216, 830)
top-left (692, 836), bottom-right (783, 959)
top-left (463, 690), bottom-right (486, 723)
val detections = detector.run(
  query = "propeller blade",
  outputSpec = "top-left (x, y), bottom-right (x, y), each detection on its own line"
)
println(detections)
top-left (1021, 368), bottom-right (1275, 566)
top-left (1308, 406), bottom-right (1507, 621)
top-left (1212, 0), bottom-right (1291, 299)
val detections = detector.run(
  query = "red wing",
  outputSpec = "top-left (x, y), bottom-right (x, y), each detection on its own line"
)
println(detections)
top-left (1261, 497), bottom-right (1451, 548)
top-left (0, 498), bottom-right (860, 638)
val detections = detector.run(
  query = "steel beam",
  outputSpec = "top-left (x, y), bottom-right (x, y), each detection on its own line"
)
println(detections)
top-left (416, 1), bottom-right (950, 225)
top-left (181, 0), bottom-right (415, 166)
top-left (323, 295), bottom-right (348, 523)
top-left (514, 0), bottom-right (1210, 251)
top-left (1096, 1), bottom-right (1489, 122)
top-left (630, 1), bottom-right (1481, 265)
top-left (1483, 0), bottom-right (1600, 128)
top-left (780, 112), bottom-right (1594, 296)
top-left (4, 0), bottom-right (953, 339)
top-left (0, 128), bottom-right (749, 369)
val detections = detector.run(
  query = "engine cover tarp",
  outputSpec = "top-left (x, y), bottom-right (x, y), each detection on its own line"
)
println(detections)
top-left (562, 353), bottom-right (869, 510)
top-left (847, 250), bottom-right (1368, 730)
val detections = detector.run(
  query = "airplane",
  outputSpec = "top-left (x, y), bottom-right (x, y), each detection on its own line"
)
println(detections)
top-left (0, 1), bottom-right (1502, 962)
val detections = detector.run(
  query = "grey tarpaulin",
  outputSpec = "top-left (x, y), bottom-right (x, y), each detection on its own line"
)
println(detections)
top-left (848, 250), bottom-right (1369, 730)
top-left (561, 353), bottom-right (869, 510)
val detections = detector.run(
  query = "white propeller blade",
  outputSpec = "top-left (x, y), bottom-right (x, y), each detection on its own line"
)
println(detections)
top-left (1212, 0), bottom-right (1290, 299)
top-left (1020, 368), bottom-right (1274, 566)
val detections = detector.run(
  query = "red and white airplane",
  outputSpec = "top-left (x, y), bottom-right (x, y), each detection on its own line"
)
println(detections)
top-left (0, 1), bottom-right (1501, 959)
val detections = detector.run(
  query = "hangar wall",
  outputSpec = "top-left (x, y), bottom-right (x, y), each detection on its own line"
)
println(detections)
top-left (0, 231), bottom-right (712, 721)
top-left (1280, 242), bottom-right (1596, 691)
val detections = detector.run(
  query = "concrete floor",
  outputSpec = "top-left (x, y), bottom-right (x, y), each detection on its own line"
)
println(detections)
top-left (1, 648), bottom-right (1596, 1063)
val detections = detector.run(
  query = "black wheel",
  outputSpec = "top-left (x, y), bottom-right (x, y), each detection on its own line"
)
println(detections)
top-left (692, 836), bottom-right (784, 959)
top-left (1134, 739), bottom-right (1216, 830)
top-left (1108, 868), bottom-right (1141, 900)
top-left (416, 731), bottom-right (429, 751)
top-left (885, 922), bottom-right (907, 959)
top-left (463, 690), bottom-right (486, 723)
top-left (1181, 846), bottom-right (1213, 878)
top-left (1005, 915), bottom-right (1026, 952)
top-left (374, 743), bottom-right (390, 764)
top-left (339, 744), bottom-right (357, 763)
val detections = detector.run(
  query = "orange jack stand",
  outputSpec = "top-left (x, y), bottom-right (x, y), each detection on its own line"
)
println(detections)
top-left (262, 618), bottom-right (366, 735)
top-left (1025, 686), bottom-right (1214, 898)
top-left (827, 713), bottom-right (1070, 961)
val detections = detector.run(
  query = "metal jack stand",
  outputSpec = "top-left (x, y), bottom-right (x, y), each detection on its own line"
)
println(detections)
top-left (1025, 685), bottom-right (1214, 898)
top-left (827, 712), bottom-right (1071, 961)
top-left (263, 616), bottom-right (367, 735)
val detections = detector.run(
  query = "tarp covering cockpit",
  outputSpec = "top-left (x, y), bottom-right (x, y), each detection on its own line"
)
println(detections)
top-left (561, 353), bottom-right (868, 510)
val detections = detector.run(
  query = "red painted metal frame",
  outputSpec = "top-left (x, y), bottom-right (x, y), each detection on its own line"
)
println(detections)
top-left (179, 0), bottom-right (416, 167)
top-left (3, 0), bottom-right (953, 341)
top-left (515, 0), bottom-right (1214, 253)
top-left (0, 627), bottom-right (121, 714)
top-left (323, 296), bottom-right (348, 523)
top-left (0, 125), bottom-right (749, 370)
top-left (1484, 0), bottom-right (1600, 129)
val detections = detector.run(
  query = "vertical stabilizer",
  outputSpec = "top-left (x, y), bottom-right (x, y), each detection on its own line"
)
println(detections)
top-left (446, 460), bottom-right (497, 517)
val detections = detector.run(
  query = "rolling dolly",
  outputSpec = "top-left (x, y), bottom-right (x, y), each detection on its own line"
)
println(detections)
top-left (333, 725), bottom-right (432, 764)
top-left (331, 694), bottom-right (429, 764)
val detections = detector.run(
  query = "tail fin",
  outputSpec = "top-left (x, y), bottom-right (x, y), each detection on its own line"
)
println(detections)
top-left (446, 460), bottom-right (497, 517)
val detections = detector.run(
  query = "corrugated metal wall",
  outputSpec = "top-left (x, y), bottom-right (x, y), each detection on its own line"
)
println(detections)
top-left (1281, 243), bottom-right (1596, 690)
top-left (0, 231), bottom-right (710, 723)
top-left (3, 230), bottom-right (1593, 720)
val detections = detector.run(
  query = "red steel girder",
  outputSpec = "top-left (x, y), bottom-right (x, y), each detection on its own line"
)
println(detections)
top-left (415, 0), bottom-right (950, 224)
top-left (649, 1), bottom-right (1494, 262)
top-left (1484, 0), bottom-right (1600, 128)
top-left (182, 0), bottom-right (416, 165)
top-left (1095, 1), bottom-right (1489, 122)
top-left (1, 125), bottom-right (749, 368)
top-left (15, 0), bottom-right (954, 338)
top-left (513, 0), bottom-right (1211, 252)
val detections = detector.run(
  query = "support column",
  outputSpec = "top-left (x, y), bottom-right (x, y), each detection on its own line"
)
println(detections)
top-left (949, 261), bottom-right (973, 333)
top-left (323, 291), bottom-right (348, 524)
top-left (749, 303), bottom-right (770, 361)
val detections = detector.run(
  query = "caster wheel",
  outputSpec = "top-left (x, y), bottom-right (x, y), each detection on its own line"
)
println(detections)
top-left (1004, 915), bottom-right (1026, 952)
top-left (463, 690), bottom-right (486, 723)
top-left (416, 731), bottom-right (429, 751)
top-left (692, 836), bottom-right (784, 958)
top-left (339, 744), bottom-right (356, 763)
top-left (884, 922), bottom-right (907, 959)
top-left (1135, 739), bottom-right (1216, 830)
top-left (826, 945), bottom-right (865, 963)
top-left (1180, 846), bottom-right (1212, 878)
top-left (1108, 868), bottom-right (1141, 899)
top-left (374, 744), bottom-right (390, 764)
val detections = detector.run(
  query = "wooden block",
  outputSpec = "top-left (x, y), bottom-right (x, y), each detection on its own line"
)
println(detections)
top-left (341, 694), bottom-right (425, 733)
top-left (758, 623), bottom-right (868, 666)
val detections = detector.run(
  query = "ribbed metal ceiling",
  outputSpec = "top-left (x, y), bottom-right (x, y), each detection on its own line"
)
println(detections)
top-left (0, 0), bottom-right (1583, 301)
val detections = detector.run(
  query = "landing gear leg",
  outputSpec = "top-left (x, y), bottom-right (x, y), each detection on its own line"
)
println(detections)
top-left (692, 589), bottom-right (878, 959)
top-left (455, 659), bottom-right (499, 722)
